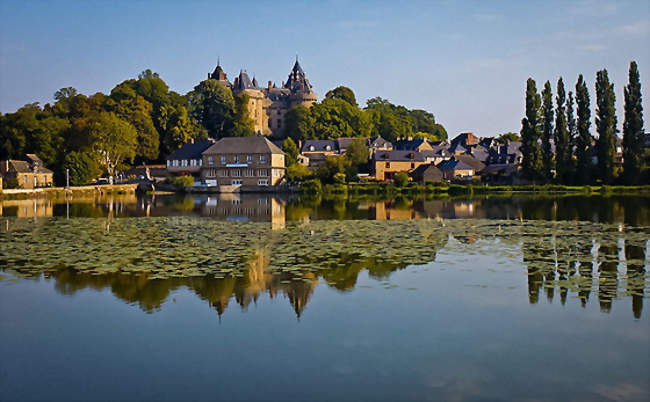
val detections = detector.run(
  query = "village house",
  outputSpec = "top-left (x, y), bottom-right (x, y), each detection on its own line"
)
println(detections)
top-left (372, 150), bottom-right (427, 181)
top-left (300, 139), bottom-right (340, 169)
top-left (393, 138), bottom-right (433, 152)
top-left (200, 136), bottom-right (285, 187)
top-left (0, 154), bottom-right (53, 189)
top-left (368, 135), bottom-right (393, 156)
top-left (166, 139), bottom-right (215, 179)
top-left (410, 163), bottom-right (444, 184)
top-left (437, 154), bottom-right (485, 180)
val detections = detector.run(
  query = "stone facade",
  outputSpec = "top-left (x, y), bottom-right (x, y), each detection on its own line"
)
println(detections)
top-left (209, 58), bottom-right (317, 137)
top-left (0, 154), bottom-right (53, 189)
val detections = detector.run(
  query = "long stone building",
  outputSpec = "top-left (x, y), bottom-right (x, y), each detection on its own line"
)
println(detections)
top-left (207, 58), bottom-right (317, 137)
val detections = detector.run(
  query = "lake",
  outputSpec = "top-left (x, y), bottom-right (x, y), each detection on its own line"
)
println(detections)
top-left (1, 193), bottom-right (649, 401)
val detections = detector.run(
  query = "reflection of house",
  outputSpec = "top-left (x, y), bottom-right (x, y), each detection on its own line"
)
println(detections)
top-left (201, 136), bottom-right (285, 187)
top-left (0, 154), bottom-right (53, 189)
top-left (0, 199), bottom-right (53, 218)
top-left (201, 194), bottom-right (285, 228)
top-left (372, 151), bottom-right (427, 181)
top-left (166, 140), bottom-right (214, 178)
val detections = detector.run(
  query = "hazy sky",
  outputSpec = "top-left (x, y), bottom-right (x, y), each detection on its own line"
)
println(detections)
top-left (1, 0), bottom-right (648, 138)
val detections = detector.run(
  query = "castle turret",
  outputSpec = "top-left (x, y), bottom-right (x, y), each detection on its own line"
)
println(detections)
top-left (284, 57), bottom-right (317, 107)
top-left (209, 58), bottom-right (231, 87)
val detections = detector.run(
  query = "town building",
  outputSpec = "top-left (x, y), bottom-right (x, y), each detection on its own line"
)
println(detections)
top-left (208, 58), bottom-right (317, 137)
top-left (166, 139), bottom-right (215, 179)
top-left (372, 151), bottom-right (427, 181)
top-left (200, 135), bottom-right (285, 187)
top-left (410, 164), bottom-right (444, 184)
top-left (300, 140), bottom-right (340, 169)
top-left (437, 155), bottom-right (485, 180)
top-left (0, 154), bottom-right (53, 189)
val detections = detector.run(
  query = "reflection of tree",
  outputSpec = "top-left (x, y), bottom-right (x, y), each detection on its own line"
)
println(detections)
top-left (625, 243), bottom-right (645, 319)
top-left (598, 243), bottom-right (618, 313)
top-left (577, 240), bottom-right (594, 308)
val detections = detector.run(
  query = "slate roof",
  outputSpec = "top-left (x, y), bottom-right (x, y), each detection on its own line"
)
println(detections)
top-left (369, 135), bottom-right (392, 148)
top-left (203, 136), bottom-right (284, 155)
top-left (234, 70), bottom-right (255, 91)
top-left (301, 140), bottom-right (338, 153)
top-left (167, 140), bottom-right (214, 161)
top-left (336, 137), bottom-right (366, 151)
top-left (393, 138), bottom-right (428, 150)
top-left (410, 163), bottom-right (443, 177)
top-left (437, 155), bottom-right (485, 172)
top-left (1, 159), bottom-right (53, 174)
top-left (374, 150), bottom-right (426, 162)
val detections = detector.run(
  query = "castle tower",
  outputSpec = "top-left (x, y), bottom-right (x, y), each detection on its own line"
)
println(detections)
top-left (284, 57), bottom-right (317, 107)
top-left (208, 58), bottom-right (231, 88)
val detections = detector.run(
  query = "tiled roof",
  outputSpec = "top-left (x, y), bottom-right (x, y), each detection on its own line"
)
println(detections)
top-left (167, 140), bottom-right (214, 160)
top-left (301, 140), bottom-right (338, 153)
top-left (203, 136), bottom-right (284, 155)
top-left (374, 150), bottom-right (425, 162)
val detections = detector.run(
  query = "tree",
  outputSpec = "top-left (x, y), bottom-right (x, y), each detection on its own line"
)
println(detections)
top-left (54, 87), bottom-right (78, 101)
top-left (88, 112), bottom-right (138, 177)
top-left (622, 61), bottom-right (644, 184)
top-left (158, 103), bottom-right (204, 156)
top-left (282, 137), bottom-right (299, 166)
top-left (187, 79), bottom-right (235, 138)
top-left (575, 75), bottom-right (592, 184)
top-left (229, 93), bottom-right (255, 137)
top-left (541, 81), bottom-right (554, 180)
top-left (63, 151), bottom-right (99, 185)
top-left (311, 98), bottom-right (366, 139)
top-left (497, 132), bottom-right (520, 143)
top-left (285, 163), bottom-right (311, 183)
top-left (566, 90), bottom-right (577, 179)
top-left (345, 139), bottom-right (369, 165)
top-left (595, 69), bottom-right (617, 184)
top-left (394, 172), bottom-right (408, 187)
top-left (283, 105), bottom-right (315, 142)
top-left (325, 86), bottom-right (357, 106)
top-left (112, 94), bottom-right (159, 162)
top-left (365, 97), bottom-right (412, 142)
top-left (554, 78), bottom-right (571, 183)
top-left (520, 78), bottom-right (542, 180)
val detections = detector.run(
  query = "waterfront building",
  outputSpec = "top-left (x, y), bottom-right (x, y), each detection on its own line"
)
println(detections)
top-left (200, 135), bottom-right (285, 187)
top-left (166, 139), bottom-right (215, 179)
top-left (0, 154), bottom-right (53, 189)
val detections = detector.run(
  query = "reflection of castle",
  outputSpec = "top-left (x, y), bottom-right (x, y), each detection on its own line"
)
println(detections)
top-left (208, 58), bottom-right (317, 136)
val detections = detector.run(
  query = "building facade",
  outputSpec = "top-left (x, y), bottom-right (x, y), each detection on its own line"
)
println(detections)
top-left (0, 154), bottom-right (53, 189)
top-left (166, 139), bottom-right (215, 178)
top-left (200, 136), bottom-right (285, 187)
top-left (208, 58), bottom-right (317, 137)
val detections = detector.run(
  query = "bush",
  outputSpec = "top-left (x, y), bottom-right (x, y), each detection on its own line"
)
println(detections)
top-left (333, 172), bottom-right (346, 185)
top-left (285, 163), bottom-right (311, 183)
top-left (165, 175), bottom-right (194, 190)
top-left (394, 172), bottom-right (408, 187)
top-left (63, 151), bottom-right (99, 186)
top-left (300, 179), bottom-right (322, 194)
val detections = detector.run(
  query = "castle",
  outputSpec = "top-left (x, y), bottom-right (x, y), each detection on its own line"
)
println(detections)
top-left (208, 58), bottom-right (317, 137)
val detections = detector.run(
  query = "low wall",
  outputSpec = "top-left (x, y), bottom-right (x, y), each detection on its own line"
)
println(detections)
top-left (0, 184), bottom-right (139, 200)
top-left (187, 184), bottom-right (297, 194)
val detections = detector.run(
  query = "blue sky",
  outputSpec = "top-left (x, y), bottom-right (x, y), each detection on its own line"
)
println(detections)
top-left (1, 0), bottom-right (648, 137)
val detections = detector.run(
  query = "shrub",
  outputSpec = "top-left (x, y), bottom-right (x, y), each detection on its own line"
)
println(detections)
top-left (285, 163), bottom-right (311, 183)
top-left (394, 172), bottom-right (408, 187)
top-left (333, 172), bottom-right (346, 185)
top-left (165, 175), bottom-right (194, 190)
top-left (300, 179), bottom-right (322, 194)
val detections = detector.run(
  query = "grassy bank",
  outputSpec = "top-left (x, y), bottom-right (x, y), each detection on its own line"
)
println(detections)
top-left (302, 182), bottom-right (650, 197)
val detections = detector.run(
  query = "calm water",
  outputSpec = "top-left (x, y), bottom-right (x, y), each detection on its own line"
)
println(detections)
top-left (1, 194), bottom-right (649, 401)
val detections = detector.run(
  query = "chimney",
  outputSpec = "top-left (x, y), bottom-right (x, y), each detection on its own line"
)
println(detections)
top-left (268, 81), bottom-right (272, 91)
top-left (409, 153), bottom-right (415, 159)
top-left (5, 160), bottom-right (8, 172)
top-left (190, 138), bottom-right (194, 144)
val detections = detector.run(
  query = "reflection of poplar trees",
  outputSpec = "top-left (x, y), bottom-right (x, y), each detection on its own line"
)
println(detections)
top-left (597, 242), bottom-right (619, 313)
top-left (625, 243), bottom-right (645, 319)
top-left (577, 240), bottom-right (594, 307)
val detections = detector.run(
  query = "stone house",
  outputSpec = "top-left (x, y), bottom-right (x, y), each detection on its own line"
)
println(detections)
top-left (300, 140), bottom-right (340, 169)
top-left (372, 151), bottom-right (427, 181)
top-left (0, 154), bottom-right (53, 189)
top-left (393, 138), bottom-right (433, 152)
top-left (200, 136), bottom-right (285, 187)
top-left (410, 163), bottom-right (444, 184)
top-left (437, 155), bottom-right (485, 180)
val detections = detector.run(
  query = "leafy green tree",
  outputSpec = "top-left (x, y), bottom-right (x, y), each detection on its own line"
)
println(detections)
top-left (63, 151), bottom-right (99, 185)
top-left (88, 112), bottom-right (138, 177)
top-left (409, 109), bottom-right (446, 139)
top-left (394, 172), bottom-right (408, 187)
top-left (158, 103), bottom-right (204, 155)
top-left (282, 137), bottom-right (300, 166)
top-left (283, 105), bottom-right (315, 142)
top-left (566, 90), bottom-right (577, 177)
top-left (575, 75), bottom-right (592, 184)
top-left (187, 79), bottom-right (235, 138)
top-left (520, 78), bottom-right (543, 180)
top-left (554, 78), bottom-right (571, 183)
top-left (345, 138), bottom-right (369, 165)
top-left (229, 93), bottom-right (255, 137)
top-left (365, 97), bottom-right (412, 142)
top-left (622, 61), bottom-right (645, 184)
top-left (112, 95), bottom-right (159, 162)
top-left (595, 69), bottom-right (617, 184)
top-left (134, 70), bottom-right (170, 108)
top-left (325, 86), bottom-right (357, 106)
top-left (497, 132), bottom-right (520, 143)
top-left (541, 81), bottom-right (554, 180)
top-left (54, 87), bottom-right (78, 101)
top-left (311, 98), bottom-right (365, 139)
top-left (285, 163), bottom-right (311, 183)
top-left (316, 156), bottom-right (349, 183)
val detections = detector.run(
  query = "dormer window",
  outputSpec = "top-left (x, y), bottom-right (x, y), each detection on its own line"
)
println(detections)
top-left (325, 145), bottom-right (331, 151)
top-left (309, 145), bottom-right (315, 151)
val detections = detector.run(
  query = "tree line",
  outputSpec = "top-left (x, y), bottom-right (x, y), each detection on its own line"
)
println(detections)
top-left (520, 61), bottom-right (647, 185)
top-left (0, 72), bottom-right (445, 185)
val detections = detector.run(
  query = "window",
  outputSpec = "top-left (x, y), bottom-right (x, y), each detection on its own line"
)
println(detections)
top-left (231, 179), bottom-right (242, 185)
top-left (247, 155), bottom-right (252, 163)
top-left (232, 169), bottom-right (241, 177)
top-left (386, 162), bottom-right (391, 168)
top-left (258, 179), bottom-right (269, 186)
top-left (246, 169), bottom-right (254, 177)
top-left (411, 163), bottom-right (415, 169)
top-left (277, 110), bottom-right (281, 115)
top-left (190, 159), bottom-right (196, 166)
top-left (220, 156), bottom-right (226, 164)
top-left (309, 145), bottom-right (315, 151)
top-left (218, 170), bottom-right (228, 177)
top-left (272, 169), bottom-right (281, 177)
top-left (259, 155), bottom-right (266, 164)
top-left (257, 169), bottom-right (268, 177)
top-left (181, 159), bottom-right (188, 167)
top-left (234, 155), bottom-right (239, 163)
top-left (173, 160), bottom-right (179, 167)
top-left (167, 160), bottom-right (171, 167)
top-left (325, 145), bottom-right (331, 151)
top-left (199, 159), bottom-right (202, 166)
top-left (208, 156), bottom-right (214, 166)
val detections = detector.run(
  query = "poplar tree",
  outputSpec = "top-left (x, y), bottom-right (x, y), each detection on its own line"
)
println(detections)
top-left (520, 78), bottom-right (542, 180)
top-left (541, 81), bottom-right (555, 180)
top-left (554, 78), bottom-right (571, 183)
top-left (575, 75), bottom-right (592, 184)
top-left (595, 69), bottom-right (617, 184)
top-left (622, 61), bottom-right (644, 183)
top-left (566, 90), bottom-right (577, 180)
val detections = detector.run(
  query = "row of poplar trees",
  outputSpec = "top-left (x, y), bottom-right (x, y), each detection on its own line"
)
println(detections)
top-left (520, 61), bottom-right (646, 185)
